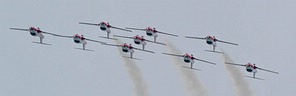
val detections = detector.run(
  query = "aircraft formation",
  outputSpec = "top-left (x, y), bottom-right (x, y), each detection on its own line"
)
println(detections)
top-left (9, 21), bottom-right (279, 80)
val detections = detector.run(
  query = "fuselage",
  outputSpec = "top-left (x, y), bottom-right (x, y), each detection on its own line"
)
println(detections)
top-left (28, 27), bottom-right (45, 40)
top-left (205, 36), bottom-right (217, 46)
top-left (29, 27), bottom-right (42, 36)
top-left (183, 54), bottom-right (194, 63)
top-left (122, 44), bottom-right (134, 53)
top-left (73, 34), bottom-right (86, 44)
top-left (145, 27), bottom-right (157, 36)
top-left (246, 64), bottom-right (257, 73)
top-left (99, 22), bottom-right (111, 32)
top-left (133, 36), bottom-right (146, 45)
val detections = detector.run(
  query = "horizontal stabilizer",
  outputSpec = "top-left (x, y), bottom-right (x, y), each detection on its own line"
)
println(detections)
top-left (245, 76), bottom-right (264, 80)
top-left (181, 66), bottom-right (202, 71)
top-left (204, 50), bottom-right (224, 54)
top-left (74, 48), bottom-right (94, 52)
top-left (122, 56), bottom-right (142, 60)
top-left (98, 36), bottom-right (118, 40)
top-left (32, 42), bottom-right (51, 46)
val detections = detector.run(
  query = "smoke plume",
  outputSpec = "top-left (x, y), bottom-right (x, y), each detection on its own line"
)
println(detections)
top-left (114, 40), bottom-right (150, 96)
top-left (222, 50), bottom-right (253, 96)
top-left (165, 39), bottom-right (208, 96)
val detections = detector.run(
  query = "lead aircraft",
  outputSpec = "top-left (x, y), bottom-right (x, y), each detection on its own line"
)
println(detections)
top-left (10, 27), bottom-right (58, 44)
top-left (163, 53), bottom-right (216, 69)
top-left (225, 62), bottom-right (279, 80)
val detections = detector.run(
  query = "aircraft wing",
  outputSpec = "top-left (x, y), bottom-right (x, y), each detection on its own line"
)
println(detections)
top-left (113, 35), bottom-right (133, 39)
top-left (145, 39), bottom-right (167, 46)
top-left (125, 27), bottom-right (146, 31)
top-left (224, 62), bottom-right (246, 66)
top-left (157, 31), bottom-right (178, 37)
top-left (257, 67), bottom-right (279, 74)
top-left (217, 39), bottom-right (238, 46)
top-left (101, 43), bottom-right (122, 47)
top-left (51, 34), bottom-right (73, 38)
top-left (79, 22), bottom-right (100, 26)
top-left (133, 47), bottom-right (155, 53)
top-left (162, 53), bottom-right (184, 57)
top-left (41, 31), bottom-right (63, 36)
top-left (10, 28), bottom-right (29, 31)
top-left (184, 36), bottom-right (206, 40)
top-left (194, 58), bottom-right (216, 65)
top-left (110, 26), bottom-right (132, 32)
top-left (85, 38), bottom-right (106, 44)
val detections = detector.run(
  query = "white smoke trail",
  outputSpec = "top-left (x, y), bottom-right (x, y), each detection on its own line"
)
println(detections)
top-left (165, 39), bottom-right (208, 96)
top-left (222, 50), bottom-right (253, 96)
top-left (114, 40), bottom-right (150, 96)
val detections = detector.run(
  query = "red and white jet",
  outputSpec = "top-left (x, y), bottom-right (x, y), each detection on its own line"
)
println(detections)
top-left (10, 27), bottom-right (57, 44)
top-left (52, 34), bottom-right (106, 50)
top-left (113, 35), bottom-right (166, 50)
top-left (102, 43), bottom-right (154, 58)
top-left (163, 53), bottom-right (216, 69)
top-left (79, 21), bottom-right (132, 39)
top-left (225, 62), bottom-right (279, 79)
top-left (126, 27), bottom-right (178, 42)
top-left (185, 35), bottom-right (238, 52)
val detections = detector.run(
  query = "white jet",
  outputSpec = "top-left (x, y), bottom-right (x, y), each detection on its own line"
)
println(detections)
top-left (10, 27), bottom-right (58, 44)
top-left (185, 35), bottom-right (238, 53)
top-left (52, 34), bottom-right (106, 51)
top-left (113, 35), bottom-right (166, 50)
top-left (225, 62), bottom-right (279, 80)
top-left (102, 43), bottom-right (154, 58)
top-left (163, 53), bottom-right (216, 69)
top-left (126, 27), bottom-right (178, 42)
top-left (79, 21), bottom-right (132, 39)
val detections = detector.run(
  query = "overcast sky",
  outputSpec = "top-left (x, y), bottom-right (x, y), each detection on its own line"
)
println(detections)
top-left (1, 0), bottom-right (295, 96)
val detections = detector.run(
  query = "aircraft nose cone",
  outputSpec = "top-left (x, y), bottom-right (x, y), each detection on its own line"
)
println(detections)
top-left (206, 41), bottom-right (213, 44)
top-left (100, 27), bottom-right (107, 31)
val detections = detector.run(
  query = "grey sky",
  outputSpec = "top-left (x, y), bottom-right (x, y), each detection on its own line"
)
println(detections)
top-left (1, 0), bottom-right (295, 96)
